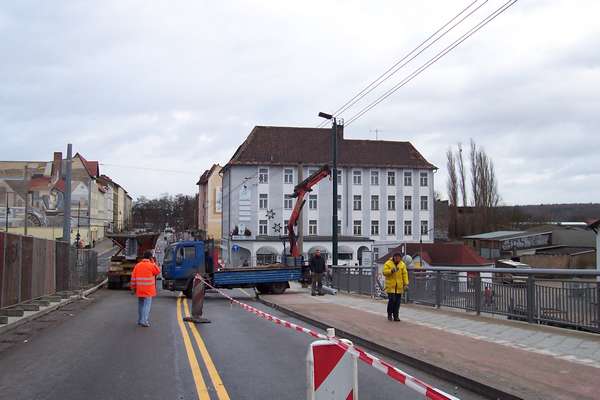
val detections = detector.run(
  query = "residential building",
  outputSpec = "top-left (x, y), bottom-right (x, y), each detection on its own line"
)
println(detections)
top-left (0, 151), bottom-right (132, 244)
top-left (221, 126), bottom-right (435, 267)
top-left (197, 164), bottom-right (223, 241)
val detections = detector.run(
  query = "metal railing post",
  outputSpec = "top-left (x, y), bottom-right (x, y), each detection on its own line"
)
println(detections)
top-left (596, 283), bottom-right (600, 331)
top-left (527, 275), bottom-right (536, 324)
top-left (474, 274), bottom-right (482, 315)
top-left (435, 271), bottom-right (442, 309)
top-left (346, 267), bottom-right (350, 293)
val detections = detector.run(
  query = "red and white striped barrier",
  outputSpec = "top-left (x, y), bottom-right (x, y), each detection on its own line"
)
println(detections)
top-left (308, 332), bottom-right (358, 400)
top-left (198, 277), bottom-right (459, 400)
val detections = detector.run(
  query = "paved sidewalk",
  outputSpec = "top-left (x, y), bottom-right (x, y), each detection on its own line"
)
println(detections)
top-left (262, 286), bottom-right (600, 400)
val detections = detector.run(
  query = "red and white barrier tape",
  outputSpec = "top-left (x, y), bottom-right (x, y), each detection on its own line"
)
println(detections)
top-left (198, 277), bottom-right (459, 400)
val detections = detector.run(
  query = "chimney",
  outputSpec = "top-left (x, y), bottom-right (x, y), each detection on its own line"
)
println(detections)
top-left (51, 152), bottom-right (62, 182)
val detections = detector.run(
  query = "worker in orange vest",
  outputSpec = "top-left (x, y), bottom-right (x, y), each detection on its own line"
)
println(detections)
top-left (131, 250), bottom-right (161, 327)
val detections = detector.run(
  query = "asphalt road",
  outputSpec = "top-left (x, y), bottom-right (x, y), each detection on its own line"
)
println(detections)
top-left (0, 287), bottom-right (485, 400)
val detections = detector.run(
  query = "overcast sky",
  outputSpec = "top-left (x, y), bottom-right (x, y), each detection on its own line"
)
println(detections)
top-left (1, 1), bottom-right (598, 205)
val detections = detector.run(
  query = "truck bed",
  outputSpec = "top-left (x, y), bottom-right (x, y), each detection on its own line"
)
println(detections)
top-left (213, 265), bottom-right (301, 287)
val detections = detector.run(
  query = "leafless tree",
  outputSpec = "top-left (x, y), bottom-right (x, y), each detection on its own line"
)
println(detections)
top-left (470, 139), bottom-right (479, 207)
top-left (457, 142), bottom-right (467, 207)
top-left (446, 148), bottom-right (458, 207)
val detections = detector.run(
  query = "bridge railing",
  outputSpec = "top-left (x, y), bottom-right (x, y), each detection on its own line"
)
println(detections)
top-left (406, 267), bottom-right (600, 333)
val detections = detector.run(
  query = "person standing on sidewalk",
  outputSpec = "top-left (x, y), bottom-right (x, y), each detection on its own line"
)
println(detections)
top-left (383, 252), bottom-right (409, 321)
top-left (309, 249), bottom-right (326, 296)
top-left (131, 250), bottom-right (160, 327)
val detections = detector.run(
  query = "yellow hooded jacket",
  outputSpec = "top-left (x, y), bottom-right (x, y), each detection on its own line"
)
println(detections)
top-left (382, 259), bottom-right (409, 294)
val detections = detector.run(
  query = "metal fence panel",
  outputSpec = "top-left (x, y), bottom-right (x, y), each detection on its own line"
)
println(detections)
top-left (46, 239), bottom-right (56, 295)
top-left (2, 234), bottom-right (22, 307)
top-left (330, 266), bottom-right (376, 296)
top-left (55, 241), bottom-right (70, 292)
top-left (0, 232), bottom-right (4, 307)
top-left (20, 235), bottom-right (34, 302)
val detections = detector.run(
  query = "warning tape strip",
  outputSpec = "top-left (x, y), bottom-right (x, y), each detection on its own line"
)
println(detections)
top-left (198, 276), bottom-right (459, 400)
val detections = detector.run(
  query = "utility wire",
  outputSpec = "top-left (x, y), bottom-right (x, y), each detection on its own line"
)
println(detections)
top-left (345, 0), bottom-right (518, 126)
top-left (317, 0), bottom-right (482, 128)
top-left (99, 163), bottom-right (198, 175)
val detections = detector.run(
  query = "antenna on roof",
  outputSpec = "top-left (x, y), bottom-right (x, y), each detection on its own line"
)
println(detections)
top-left (370, 129), bottom-right (383, 140)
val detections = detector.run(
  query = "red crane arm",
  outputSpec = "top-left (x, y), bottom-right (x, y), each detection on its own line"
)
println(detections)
top-left (287, 165), bottom-right (331, 257)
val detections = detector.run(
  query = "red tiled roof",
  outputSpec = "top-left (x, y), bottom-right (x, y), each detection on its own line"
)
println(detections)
top-left (377, 242), bottom-right (492, 266)
top-left (75, 153), bottom-right (99, 177)
top-left (197, 164), bottom-right (221, 185)
top-left (53, 179), bottom-right (66, 193)
top-left (28, 176), bottom-right (51, 190)
top-left (227, 126), bottom-right (436, 169)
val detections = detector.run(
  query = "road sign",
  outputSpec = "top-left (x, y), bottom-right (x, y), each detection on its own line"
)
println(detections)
top-left (232, 244), bottom-right (240, 252)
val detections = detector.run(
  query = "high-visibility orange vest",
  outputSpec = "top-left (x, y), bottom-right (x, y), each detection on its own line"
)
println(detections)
top-left (131, 259), bottom-right (160, 297)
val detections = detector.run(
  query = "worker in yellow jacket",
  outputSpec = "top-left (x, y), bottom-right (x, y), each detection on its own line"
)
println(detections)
top-left (383, 252), bottom-right (409, 321)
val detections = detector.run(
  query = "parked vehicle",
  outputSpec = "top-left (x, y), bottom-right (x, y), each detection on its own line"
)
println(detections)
top-left (106, 232), bottom-right (160, 289)
top-left (161, 240), bottom-right (301, 297)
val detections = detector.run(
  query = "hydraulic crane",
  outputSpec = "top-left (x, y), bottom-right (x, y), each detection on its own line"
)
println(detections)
top-left (287, 165), bottom-right (331, 258)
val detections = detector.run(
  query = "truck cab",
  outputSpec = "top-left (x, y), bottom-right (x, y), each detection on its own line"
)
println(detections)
top-left (161, 240), bottom-right (213, 297)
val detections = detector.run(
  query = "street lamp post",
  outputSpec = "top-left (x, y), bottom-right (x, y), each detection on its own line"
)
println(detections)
top-left (318, 112), bottom-right (339, 266)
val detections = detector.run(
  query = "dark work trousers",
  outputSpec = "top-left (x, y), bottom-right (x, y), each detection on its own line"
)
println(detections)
top-left (311, 272), bottom-right (323, 294)
top-left (387, 293), bottom-right (402, 318)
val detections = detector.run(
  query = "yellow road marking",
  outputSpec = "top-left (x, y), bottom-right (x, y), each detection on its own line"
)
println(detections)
top-left (184, 298), bottom-right (231, 400)
top-left (176, 297), bottom-right (211, 400)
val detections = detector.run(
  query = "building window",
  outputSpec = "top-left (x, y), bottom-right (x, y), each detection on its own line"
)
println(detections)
top-left (387, 220), bottom-right (396, 236)
top-left (387, 195), bottom-right (395, 211)
top-left (259, 168), bottom-right (269, 184)
top-left (353, 195), bottom-right (362, 211)
top-left (370, 170), bottom-right (379, 186)
top-left (352, 170), bottom-right (362, 185)
top-left (371, 220), bottom-right (379, 236)
top-left (259, 220), bottom-right (268, 235)
top-left (420, 196), bottom-right (428, 210)
top-left (336, 170), bottom-right (342, 185)
top-left (337, 219), bottom-right (342, 234)
top-left (404, 171), bottom-right (412, 186)
top-left (421, 220), bottom-right (429, 235)
top-left (387, 171), bottom-right (395, 186)
top-left (309, 220), bottom-right (318, 236)
top-left (404, 220), bottom-right (412, 236)
top-left (309, 194), bottom-right (318, 210)
top-left (337, 194), bottom-right (342, 210)
top-left (308, 168), bottom-right (318, 176)
top-left (420, 171), bottom-right (428, 187)
top-left (284, 219), bottom-right (289, 235)
top-left (404, 196), bottom-right (412, 211)
top-left (284, 168), bottom-right (293, 184)
top-left (371, 195), bottom-right (379, 210)
top-left (353, 220), bottom-right (362, 236)
top-left (284, 195), bottom-right (293, 210)
top-left (259, 193), bottom-right (268, 210)
top-left (373, 247), bottom-right (380, 260)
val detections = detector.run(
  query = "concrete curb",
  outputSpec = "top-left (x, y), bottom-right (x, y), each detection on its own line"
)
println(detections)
top-left (0, 279), bottom-right (107, 337)
top-left (258, 296), bottom-right (522, 400)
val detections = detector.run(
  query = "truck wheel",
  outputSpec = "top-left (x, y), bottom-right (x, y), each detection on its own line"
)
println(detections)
top-left (270, 282), bottom-right (288, 295)
top-left (255, 284), bottom-right (271, 295)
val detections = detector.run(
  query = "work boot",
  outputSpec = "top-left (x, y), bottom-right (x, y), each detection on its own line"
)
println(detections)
top-left (387, 315), bottom-right (393, 321)
top-left (311, 292), bottom-right (317, 296)
top-left (393, 315), bottom-right (401, 322)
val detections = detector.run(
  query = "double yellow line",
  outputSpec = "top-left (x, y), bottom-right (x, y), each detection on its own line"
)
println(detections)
top-left (176, 297), bottom-right (231, 400)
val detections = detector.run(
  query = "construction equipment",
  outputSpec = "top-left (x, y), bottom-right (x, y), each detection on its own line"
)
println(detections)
top-left (106, 231), bottom-right (160, 289)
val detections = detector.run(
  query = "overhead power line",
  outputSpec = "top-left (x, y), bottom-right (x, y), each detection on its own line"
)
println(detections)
top-left (317, 0), bottom-right (483, 128)
top-left (345, 0), bottom-right (518, 126)
top-left (99, 163), bottom-right (197, 175)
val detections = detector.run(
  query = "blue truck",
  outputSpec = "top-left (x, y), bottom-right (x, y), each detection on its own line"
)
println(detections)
top-left (161, 240), bottom-right (302, 298)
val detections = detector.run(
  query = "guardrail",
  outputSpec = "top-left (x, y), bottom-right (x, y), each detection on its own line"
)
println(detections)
top-left (330, 266), bottom-right (378, 297)
top-left (329, 265), bottom-right (600, 333)
top-left (407, 267), bottom-right (600, 333)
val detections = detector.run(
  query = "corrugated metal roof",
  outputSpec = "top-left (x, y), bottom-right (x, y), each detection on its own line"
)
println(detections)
top-left (463, 231), bottom-right (526, 240)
